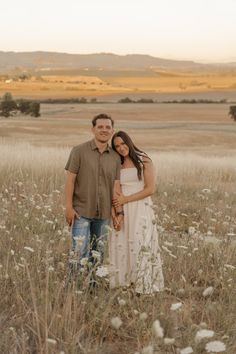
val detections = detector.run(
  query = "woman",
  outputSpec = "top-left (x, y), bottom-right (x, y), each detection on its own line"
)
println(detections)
top-left (109, 131), bottom-right (164, 294)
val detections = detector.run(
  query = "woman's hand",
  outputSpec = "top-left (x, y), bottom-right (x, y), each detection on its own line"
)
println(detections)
top-left (112, 214), bottom-right (123, 231)
top-left (113, 192), bottom-right (127, 208)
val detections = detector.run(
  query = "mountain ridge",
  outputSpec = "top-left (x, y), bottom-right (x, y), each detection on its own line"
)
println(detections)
top-left (1, 51), bottom-right (235, 73)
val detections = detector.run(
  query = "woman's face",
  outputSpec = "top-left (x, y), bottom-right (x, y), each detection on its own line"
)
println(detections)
top-left (113, 136), bottom-right (129, 157)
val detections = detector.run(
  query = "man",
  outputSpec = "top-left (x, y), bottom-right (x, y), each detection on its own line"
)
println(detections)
top-left (64, 113), bottom-right (123, 264)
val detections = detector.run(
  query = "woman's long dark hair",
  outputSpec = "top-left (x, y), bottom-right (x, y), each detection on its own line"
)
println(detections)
top-left (111, 131), bottom-right (148, 180)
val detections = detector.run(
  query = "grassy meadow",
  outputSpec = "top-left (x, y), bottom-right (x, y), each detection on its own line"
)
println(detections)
top-left (0, 103), bottom-right (236, 353)
top-left (1, 68), bottom-right (236, 99)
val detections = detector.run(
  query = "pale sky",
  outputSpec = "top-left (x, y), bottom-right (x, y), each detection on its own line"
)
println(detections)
top-left (1, 0), bottom-right (236, 63)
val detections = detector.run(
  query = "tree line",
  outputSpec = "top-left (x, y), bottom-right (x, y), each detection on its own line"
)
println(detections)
top-left (0, 93), bottom-right (40, 117)
top-left (1, 92), bottom-right (236, 121)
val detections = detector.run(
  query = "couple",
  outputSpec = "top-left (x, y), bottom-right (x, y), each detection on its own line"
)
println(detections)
top-left (64, 113), bottom-right (164, 294)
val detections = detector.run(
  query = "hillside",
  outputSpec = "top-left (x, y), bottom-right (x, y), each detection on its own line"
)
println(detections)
top-left (1, 51), bottom-right (236, 73)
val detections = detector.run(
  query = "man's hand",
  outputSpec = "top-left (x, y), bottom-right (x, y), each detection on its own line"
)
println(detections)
top-left (65, 207), bottom-right (79, 226)
top-left (112, 215), bottom-right (120, 231)
top-left (112, 214), bottom-right (124, 231)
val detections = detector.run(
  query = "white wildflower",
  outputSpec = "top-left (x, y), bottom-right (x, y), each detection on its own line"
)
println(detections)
top-left (164, 338), bottom-right (175, 345)
top-left (24, 246), bottom-right (34, 253)
top-left (91, 250), bottom-right (101, 261)
top-left (203, 286), bottom-right (214, 297)
top-left (10, 250), bottom-right (15, 255)
top-left (62, 227), bottom-right (71, 236)
top-left (188, 226), bottom-right (196, 235)
top-left (152, 320), bottom-right (164, 338)
top-left (80, 257), bottom-right (88, 266)
top-left (46, 338), bottom-right (57, 345)
top-left (170, 302), bottom-right (182, 311)
top-left (195, 329), bottom-right (215, 343)
top-left (224, 264), bottom-right (235, 270)
top-left (133, 309), bottom-right (139, 315)
top-left (104, 225), bottom-right (113, 232)
top-left (111, 316), bottom-right (122, 330)
top-left (96, 266), bottom-right (109, 278)
top-left (139, 312), bottom-right (148, 321)
top-left (48, 266), bottom-right (54, 272)
top-left (180, 347), bottom-right (193, 354)
top-left (202, 188), bottom-right (211, 193)
top-left (205, 340), bottom-right (226, 352)
top-left (142, 345), bottom-right (153, 354)
top-left (118, 298), bottom-right (126, 306)
top-left (177, 288), bottom-right (185, 296)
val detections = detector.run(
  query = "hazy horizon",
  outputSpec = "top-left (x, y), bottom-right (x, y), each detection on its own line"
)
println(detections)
top-left (1, 0), bottom-right (236, 64)
top-left (1, 50), bottom-right (236, 65)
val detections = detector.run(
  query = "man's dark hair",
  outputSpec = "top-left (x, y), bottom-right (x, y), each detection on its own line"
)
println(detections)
top-left (92, 113), bottom-right (114, 127)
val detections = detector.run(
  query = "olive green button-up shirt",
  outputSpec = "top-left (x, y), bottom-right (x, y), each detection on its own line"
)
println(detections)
top-left (65, 139), bottom-right (121, 219)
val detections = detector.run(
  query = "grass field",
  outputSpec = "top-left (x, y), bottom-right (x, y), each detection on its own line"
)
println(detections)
top-left (0, 103), bottom-right (236, 353)
top-left (0, 141), bottom-right (235, 353)
top-left (1, 103), bottom-right (236, 153)
top-left (1, 69), bottom-right (236, 99)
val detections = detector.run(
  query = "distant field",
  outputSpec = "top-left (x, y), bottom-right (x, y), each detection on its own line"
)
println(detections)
top-left (0, 103), bottom-right (236, 153)
top-left (1, 69), bottom-right (236, 99)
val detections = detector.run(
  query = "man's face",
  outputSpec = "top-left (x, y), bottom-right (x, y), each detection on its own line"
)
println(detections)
top-left (92, 118), bottom-right (114, 143)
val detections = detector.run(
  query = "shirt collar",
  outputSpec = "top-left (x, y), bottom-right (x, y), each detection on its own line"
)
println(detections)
top-left (90, 139), bottom-right (110, 153)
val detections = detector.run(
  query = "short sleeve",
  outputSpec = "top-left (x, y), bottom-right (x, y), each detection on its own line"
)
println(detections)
top-left (65, 146), bottom-right (80, 174)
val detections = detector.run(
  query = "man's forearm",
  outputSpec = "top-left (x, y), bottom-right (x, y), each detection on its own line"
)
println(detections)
top-left (64, 173), bottom-right (76, 209)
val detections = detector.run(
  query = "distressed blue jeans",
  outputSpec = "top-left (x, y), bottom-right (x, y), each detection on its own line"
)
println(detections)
top-left (71, 216), bottom-right (110, 260)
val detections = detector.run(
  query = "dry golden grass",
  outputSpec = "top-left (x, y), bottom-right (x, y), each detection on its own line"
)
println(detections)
top-left (0, 103), bottom-right (236, 153)
top-left (0, 141), bottom-right (236, 353)
top-left (1, 70), bottom-right (236, 98)
top-left (106, 72), bottom-right (236, 92)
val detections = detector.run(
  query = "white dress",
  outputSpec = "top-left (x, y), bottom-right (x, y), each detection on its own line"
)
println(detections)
top-left (109, 167), bottom-right (164, 294)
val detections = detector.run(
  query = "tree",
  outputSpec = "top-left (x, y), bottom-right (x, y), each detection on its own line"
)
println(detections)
top-left (0, 92), bottom-right (17, 117)
top-left (229, 105), bottom-right (236, 121)
top-left (118, 97), bottom-right (134, 103)
top-left (18, 100), bottom-right (31, 114)
top-left (18, 100), bottom-right (40, 117)
top-left (29, 102), bottom-right (40, 117)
